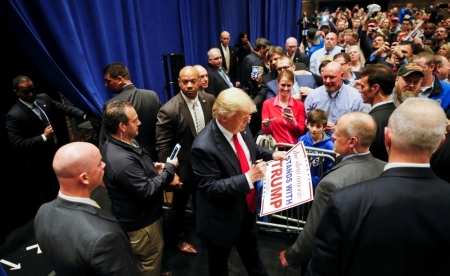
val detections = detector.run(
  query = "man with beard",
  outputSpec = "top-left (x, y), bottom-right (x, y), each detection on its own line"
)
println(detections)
top-left (310, 32), bottom-right (343, 75)
top-left (433, 27), bottom-right (448, 53)
top-left (423, 23), bottom-right (436, 41)
top-left (305, 61), bottom-right (365, 132)
top-left (411, 52), bottom-right (450, 111)
top-left (391, 63), bottom-right (423, 105)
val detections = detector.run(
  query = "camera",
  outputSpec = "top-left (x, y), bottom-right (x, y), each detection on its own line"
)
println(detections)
top-left (371, 27), bottom-right (378, 32)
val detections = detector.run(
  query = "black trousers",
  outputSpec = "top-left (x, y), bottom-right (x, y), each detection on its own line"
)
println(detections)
top-left (205, 211), bottom-right (269, 276)
top-left (169, 180), bottom-right (197, 243)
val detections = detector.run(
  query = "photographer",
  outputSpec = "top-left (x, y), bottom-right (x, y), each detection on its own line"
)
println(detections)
top-left (360, 17), bottom-right (388, 62)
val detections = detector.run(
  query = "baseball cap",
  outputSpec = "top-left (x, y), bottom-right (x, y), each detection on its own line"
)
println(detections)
top-left (398, 63), bottom-right (424, 77)
top-left (368, 23), bottom-right (377, 27)
top-left (391, 17), bottom-right (400, 22)
top-left (319, 24), bottom-right (330, 31)
top-left (307, 28), bottom-right (321, 45)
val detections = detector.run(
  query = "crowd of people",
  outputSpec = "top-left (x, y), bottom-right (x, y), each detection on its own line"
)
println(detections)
top-left (5, 3), bottom-right (450, 275)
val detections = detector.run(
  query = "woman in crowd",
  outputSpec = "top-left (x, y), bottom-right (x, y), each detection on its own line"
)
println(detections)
top-left (261, 70), bottom-right (306, 144)
top-left (347, 45), bottom-right (366, 72)
top-left (437, 42), bottom-right (450, 60)
top-left (235, 32), bottom-right (253, 66)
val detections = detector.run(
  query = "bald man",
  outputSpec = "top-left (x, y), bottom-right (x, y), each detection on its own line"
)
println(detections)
top-left (309, 32), bottom-right (343, 75)
top-left (280, 112), bottom-right (386, 273)
top-left (34, 142), bottom-right (139, 275)
top-left (156, 66), bottom-right (215, 254)
top-left (217, 31), bottom-right (239, 86)
top-left (304, 61), bottom-right (365, 132)
top-left (307, 98), bottom-right (450, 275)
top-left (194, 64), bottom-right (209, 92)
top-left (285, 37), bottom-right (310, 68)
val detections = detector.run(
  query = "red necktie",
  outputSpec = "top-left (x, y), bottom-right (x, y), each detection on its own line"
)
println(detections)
top-left (233, 134), bottom-right (256, 213)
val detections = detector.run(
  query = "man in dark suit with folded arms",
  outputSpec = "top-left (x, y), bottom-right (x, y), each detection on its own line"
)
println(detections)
top-left (6, 75), bottom-right (99, 205)
top-left (217, 31), bottom-right (239, 87)
top-left (307, 98), bottom-right (450, 276)
top-left (34, 142), bottom-right (139, 275)
top-left (191, 88), bottom-right (286, 275)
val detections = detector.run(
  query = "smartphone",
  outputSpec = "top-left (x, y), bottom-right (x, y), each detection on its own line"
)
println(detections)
top-left (268, 118), bottom-right (276, 122)
top-left (251, 66), bottom-right (259, 79)
top-left (302, 29), bottom-right (308, 36)
top-left (169, 143), bottom-right (181, 160)
top-left (438, 3), bottom-right (449, 8)
top-left (283, 107), bottom-right (292, 114)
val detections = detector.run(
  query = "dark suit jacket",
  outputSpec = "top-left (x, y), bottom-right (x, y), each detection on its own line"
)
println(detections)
top-left (285, 153), bottom-right (386, 269)
top-left (290, 50), bottom-right (310, 69)
top-left (191, 121), bottom-right (273, 248)
top-left (307, 167), bottom-right (450, 276)
top-left (217, 44), bottom-right (239, 85)
top-left (5, 94), bottom-right (85, 179)
top-left (369, 102), bottom-right (396, 162)
top-left (34, 197), bottom-right (139, 275)
top-left (205, 64), bottom-right (232, 97)
top-left (156, 91), bottom-right (215, 182)
top-left (99, 84), bottom-right (161, 161)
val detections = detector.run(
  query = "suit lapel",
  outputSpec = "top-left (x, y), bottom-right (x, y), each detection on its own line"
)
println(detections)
top-left (178, 94), bottom-right (197, 137)
top-left (212, 120), bottom-right (241, 174)
top-left (198, 92), bottom-right (213, 123)
top-left (241, 126), bottom-right (256, 162)
top-left (17, 100), bottom-right (45, 126)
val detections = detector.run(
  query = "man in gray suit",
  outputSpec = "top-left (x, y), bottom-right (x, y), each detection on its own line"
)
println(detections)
top-left (279, 111), bottom-right (386, 273)
top-left (34, 142), bottom-right (139, 275)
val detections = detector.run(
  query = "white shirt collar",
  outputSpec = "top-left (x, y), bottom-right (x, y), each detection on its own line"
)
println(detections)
top-left (384, 162), bottom-right (430, 171)
top-left (58, 191), bottom-right (99, 208)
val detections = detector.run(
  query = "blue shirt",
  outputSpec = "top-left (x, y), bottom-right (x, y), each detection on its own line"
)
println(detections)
top-left (304, 84), bottom-right (365, 125)
top-left (310, 45), bottom-right (343, 75)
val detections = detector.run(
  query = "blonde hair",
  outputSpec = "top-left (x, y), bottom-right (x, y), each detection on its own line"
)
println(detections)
top-left (212, 88), bottom-right (256, 118)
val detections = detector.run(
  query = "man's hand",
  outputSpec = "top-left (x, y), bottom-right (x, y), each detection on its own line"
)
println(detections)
top-left (170, 174), bottom-right (183, 190)
top-left (279, 250), bottom-right (290, 267)
top-left (325, 121), bottom-right (335, 132)
top-left (87, 115), bottom-right (102, 127)
top-left (272, 151), bottom-right (287, 161)
top-left (44, 126), bottom-right (54, 139)
top-left (248, 161), bottom-right (267, 183)
top-left (166, 156), bottom-right (179, 167)
top-left (413, 36), bottom-right (424, 50)
top-left (299, 86), bottom-right (313, 97)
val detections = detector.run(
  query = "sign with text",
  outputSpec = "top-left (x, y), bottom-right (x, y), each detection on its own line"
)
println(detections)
top-left (260, 142), bottom-right (313, 216)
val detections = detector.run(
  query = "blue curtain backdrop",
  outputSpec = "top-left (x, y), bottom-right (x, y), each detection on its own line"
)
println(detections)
top-left (1, 0), bottom-right (301, 114)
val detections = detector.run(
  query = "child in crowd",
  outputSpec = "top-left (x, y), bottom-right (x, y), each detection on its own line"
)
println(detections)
top-left (298, 109), bottom-right (334, 189)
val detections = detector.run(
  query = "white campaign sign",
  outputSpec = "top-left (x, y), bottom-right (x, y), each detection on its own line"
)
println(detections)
top-left (260, 142), bottom-right (314, 216)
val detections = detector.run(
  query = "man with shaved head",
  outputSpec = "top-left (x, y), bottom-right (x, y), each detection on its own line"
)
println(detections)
top-left (34, 142), bottom-right (139, 275)
top-left (310, 32), bottom-right (343, 75)
top-left (307, 98), bottom-right (450, 275)
top-left (304, 61), bottom-right (365, 132)
top-left (285, 37), bottom-right (310, 68)
top-left (217, 31), bottom-right (239, 86)
top-left (194, 64), bottom-right (209, 92)
top-left (156, 66), bottom-right (215, 255)
top-left (280, 112), bottom-right (386, 273)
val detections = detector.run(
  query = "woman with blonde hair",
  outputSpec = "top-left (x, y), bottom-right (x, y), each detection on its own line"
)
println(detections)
top-left (347, 45), bottom-right (365, 72)
top-left (437, 42), bottom-right (450, 60)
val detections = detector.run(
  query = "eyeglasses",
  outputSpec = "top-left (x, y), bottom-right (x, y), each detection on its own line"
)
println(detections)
top-left (277, 66), bottom-right (291, 71)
